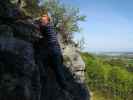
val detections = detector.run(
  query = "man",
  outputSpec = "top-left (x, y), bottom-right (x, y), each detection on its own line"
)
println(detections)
top-left (38, 14), bottom-right (67, 88)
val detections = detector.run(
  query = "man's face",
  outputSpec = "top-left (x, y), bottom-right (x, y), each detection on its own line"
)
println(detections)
top-left (41, 16), bottom-right (49, 25)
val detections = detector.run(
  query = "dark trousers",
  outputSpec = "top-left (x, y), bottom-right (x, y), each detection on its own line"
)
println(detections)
top-left (35, 46), bottom-right (66, 89)
top-left (48, 48), bottom-right (66, 87)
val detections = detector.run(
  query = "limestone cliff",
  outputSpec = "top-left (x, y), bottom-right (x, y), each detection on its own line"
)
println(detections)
top-left (61, 44), bottom-right (85, 83)
top-left (0, 0), bottom-right (90, 100)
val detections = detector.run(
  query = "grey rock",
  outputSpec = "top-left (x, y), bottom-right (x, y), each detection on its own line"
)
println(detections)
top-left (63, 44), bottom-right (86, 83)
top-left (0, 37), bottom-right (40, 100)
top-left (0, 37), bottom-right (90, 100)
top-left (0, 25), bottom-right (14, 37)
top-left (0, 0), bottom-right (90, 99)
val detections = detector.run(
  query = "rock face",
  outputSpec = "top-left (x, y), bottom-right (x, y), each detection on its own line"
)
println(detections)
top-left (62, 44), bottom-right (85, 83)
top-left (0, 0), bottom-right (90, 100)
top-left (0, 37), bottom-right (40, 100)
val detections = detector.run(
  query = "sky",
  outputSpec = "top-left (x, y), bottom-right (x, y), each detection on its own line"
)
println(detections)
top-left (61, 0), bottom-right (133, 52)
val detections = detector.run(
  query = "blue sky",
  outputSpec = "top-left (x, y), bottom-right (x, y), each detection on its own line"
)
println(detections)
top-left (61, 0), bottom-right (133, 52)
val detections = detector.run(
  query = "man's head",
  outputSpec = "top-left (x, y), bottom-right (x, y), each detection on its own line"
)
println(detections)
top-left (40, 14), bottom-right (50, 25)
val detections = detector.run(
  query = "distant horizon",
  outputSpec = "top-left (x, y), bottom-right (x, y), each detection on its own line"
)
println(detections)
top-left (82, 48), bottom-right (133, 53)
top-left (62, 0), bottom-right (133, 52)
top-left (86, 51), bottom-right (133, 53)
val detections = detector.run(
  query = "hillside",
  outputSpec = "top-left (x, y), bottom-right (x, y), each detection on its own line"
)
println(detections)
top-left (81, 52), bottom-right (133, 100)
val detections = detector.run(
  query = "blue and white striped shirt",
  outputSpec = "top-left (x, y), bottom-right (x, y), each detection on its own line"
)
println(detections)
top-left (39, 23), bottom-right (61, 52)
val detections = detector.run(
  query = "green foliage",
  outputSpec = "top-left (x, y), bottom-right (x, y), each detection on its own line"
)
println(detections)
top-left (81, 52), bottom-right (133, 100)
top-left (107, 67), bottom-right (133, 99)
top-left (4, 0), bottom-right (85, 44)
top-left (10, 0), bottom-right (85, 43)
top-left (19, 0), bottom-right (41, 17)
top-left (104, 59), bottom-right (127, 67)
top-left (42, 0), bottom-right (86, 42)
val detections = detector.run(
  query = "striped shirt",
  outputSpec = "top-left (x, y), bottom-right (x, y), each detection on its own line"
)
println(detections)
top-left (39, 23), bottom-right (61, 52)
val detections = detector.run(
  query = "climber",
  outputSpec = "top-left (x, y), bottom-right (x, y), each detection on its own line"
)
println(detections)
top-left (38, 14), bottom-right (67, 88)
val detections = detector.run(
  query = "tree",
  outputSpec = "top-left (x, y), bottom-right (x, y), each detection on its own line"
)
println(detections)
top-left (42, 0), bottom-right (86, 43)
top-left (10, 0), bottom-right (42, 17)
top-left (9, 0), bottom-right (85, 43)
